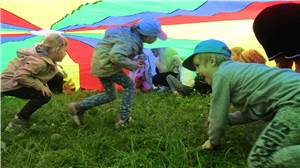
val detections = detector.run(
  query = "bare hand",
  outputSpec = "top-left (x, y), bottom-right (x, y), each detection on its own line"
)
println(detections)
top-left (201, 140), bottom-right (214, 150)
top-left (41, 85), bottom-right (52, 97)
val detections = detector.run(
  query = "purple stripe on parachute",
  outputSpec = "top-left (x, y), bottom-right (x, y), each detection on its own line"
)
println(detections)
top-left (1, 35), bottom-right (33, 44)
top-left (1, 23), bottom-right (34, 31)
top-left (64, 34), bottom-right (100, 47)
top-left (58, 0), bottom-right (269, 31)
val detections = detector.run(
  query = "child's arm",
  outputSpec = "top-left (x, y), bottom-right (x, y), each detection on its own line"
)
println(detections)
top-left (109, 42), bottom-right (141, 70)
top-left (14, 57), bottom-right (52, 96)
top-left (203, 74), bottom-right (231, 149)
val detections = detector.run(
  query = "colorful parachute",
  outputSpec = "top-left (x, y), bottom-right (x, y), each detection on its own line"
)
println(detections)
top-left (1, 0), bottom-right (299, 90)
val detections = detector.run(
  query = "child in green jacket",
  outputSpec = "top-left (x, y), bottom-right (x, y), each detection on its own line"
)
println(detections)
top-left (183, 39), bottom-right (300, 168)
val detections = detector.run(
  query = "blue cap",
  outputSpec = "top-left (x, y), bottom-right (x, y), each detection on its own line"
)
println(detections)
top-left (183, 39), bottom-right (231, 71)
top-left (136, 17), bottom-right (167, 40)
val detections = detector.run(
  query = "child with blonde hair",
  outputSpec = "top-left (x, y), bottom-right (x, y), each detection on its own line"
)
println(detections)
top-left (2, 33), bottom-right (68, 131)
top-left (183, 39), bottom-right (300, 168)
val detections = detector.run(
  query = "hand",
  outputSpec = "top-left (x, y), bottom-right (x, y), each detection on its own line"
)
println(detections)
top-left (201, 140), bottom-right (214, 150)
top-left (41, 85), bottom-right (52, 97)
top-left (172, 90), bottom-right (179, 96)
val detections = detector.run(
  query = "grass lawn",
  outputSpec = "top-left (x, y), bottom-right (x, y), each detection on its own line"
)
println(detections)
top-left (1, 91), bottom-right (265, 168)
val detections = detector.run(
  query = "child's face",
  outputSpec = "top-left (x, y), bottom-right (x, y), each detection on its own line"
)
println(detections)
top-left (142, 36), bottom-right (157, 44)
top-left (51, 46), bottom-right (67, 62)
top-left (193, 54), bottom-right (217, 85)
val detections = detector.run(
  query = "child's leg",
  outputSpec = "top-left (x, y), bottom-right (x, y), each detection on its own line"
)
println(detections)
top-left (166, 75), bottom-right (193, 96)
top-left (3, 87), bottom-right (51, 120)
top-left (247, 105), bottom-right (300, 168)
top-left (110, 73), bottom-right (135, 121)
top-left (271, 145), bottom-right (300, 167)
top-left (47, 72), bottom-right (64, 93)
top-left (166, 74), bottom-right (179, 92)
top-left (78, 76), bottom-right (116, 111)
top-left (152, 72), bottom-right (178, 87)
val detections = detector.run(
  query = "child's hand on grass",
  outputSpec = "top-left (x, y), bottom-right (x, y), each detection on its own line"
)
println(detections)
top-left (201, 140), bottom-right (214, 150)
top-left (41, 85), bottom-right (52, 97)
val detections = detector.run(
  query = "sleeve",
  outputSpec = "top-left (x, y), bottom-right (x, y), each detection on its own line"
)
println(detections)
top-left (14, 57), bottom-right (47, 91)
top-left (109, 41), bottom-right (138, 70)
top-left (228, 111), bottom-right (257, 126)
top-left (208, 74), bottom-right (231, 146)
top-left (171, 56), bottom-right (182, 73)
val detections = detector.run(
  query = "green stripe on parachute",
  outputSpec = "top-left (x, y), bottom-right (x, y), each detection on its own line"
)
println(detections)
top-left (1, 36), bottom-right (43, 72)
top-left (51, 0), bottom-right (206, 30)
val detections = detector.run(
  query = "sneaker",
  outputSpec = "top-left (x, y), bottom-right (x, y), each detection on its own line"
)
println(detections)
top-left (5, 116), bottom-right (28, 132)
top-left (115, 117), bottom-right (134, 128)
top-left (156, 86), bottom-right (169, 93)
top-left (67, 102), bottom-right (84, 126)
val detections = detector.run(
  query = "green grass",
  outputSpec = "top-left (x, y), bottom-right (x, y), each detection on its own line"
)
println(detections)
top-left (1, 91), bottom-right (266, 168)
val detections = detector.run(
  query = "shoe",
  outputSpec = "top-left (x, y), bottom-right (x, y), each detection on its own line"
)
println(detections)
top-left (115, 117), bottom-right (134, 128)
top-left (5, 116), bottom-right (28, 132)
top-left (67, 102), bottom-right (84, 126)
top-left (156, 86), bottom-right (169, 93)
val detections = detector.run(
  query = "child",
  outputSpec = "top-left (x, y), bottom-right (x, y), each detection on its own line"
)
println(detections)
top-left (183, 39), bottom-right (300, 168)
top-left (166, 66), bottom-right (211, 96)
top-left (152, 47), bottom-right (182, 91)
top-left (253, 3), bottom-right (300, 72)
top-left (67, 17), bottom-right (167, 127)
top-left (166, 66), bottom-right (196, 96)
top-left (1, 33), bottom-right (68, 131)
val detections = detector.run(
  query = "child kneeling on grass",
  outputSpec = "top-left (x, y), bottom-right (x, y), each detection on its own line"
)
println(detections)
top-left (183, 39), bottom-right (300, 168)
top-left (67, 17), bottom-right (167, 128)
top-left (1, 33), bottom-right (68, 131)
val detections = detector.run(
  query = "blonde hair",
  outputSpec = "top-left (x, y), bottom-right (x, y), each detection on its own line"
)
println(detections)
top-left (231, 47), bottom-right (244, 61)
top-left (240, 49), bottom-right (266, 64)
top-left (39, 33), bottom-right (68, 53)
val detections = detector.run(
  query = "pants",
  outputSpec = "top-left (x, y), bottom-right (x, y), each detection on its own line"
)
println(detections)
top-left (78, 72), bottom-right (134, 120)
top-left (2, 87), bottom-right (51, 120)
top-left (247, 105), bottom-right (300, 168)
top-left (166, 75), bottom-right (193, 96)
top-left (47, 72), bottom-right (64, 93)
top-left (152, 72), bottom-right (178, 87)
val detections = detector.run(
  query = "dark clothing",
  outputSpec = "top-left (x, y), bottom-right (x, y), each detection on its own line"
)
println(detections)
top-left (194, 75), bottom-right (212, 94)
top-left (47, 72), bottom-right (64, 93)
top-left (166, 75), bottom-right (211, 96)
top-left (2, 87), bottom-right (51, 120)
top-left (152, 72), bottom-right (178, 87)
top-left (253, 3), bottom-right (300, 60)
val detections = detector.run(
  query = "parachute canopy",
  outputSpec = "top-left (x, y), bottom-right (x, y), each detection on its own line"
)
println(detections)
top-left (1, 0), bottom-right (299, 90)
